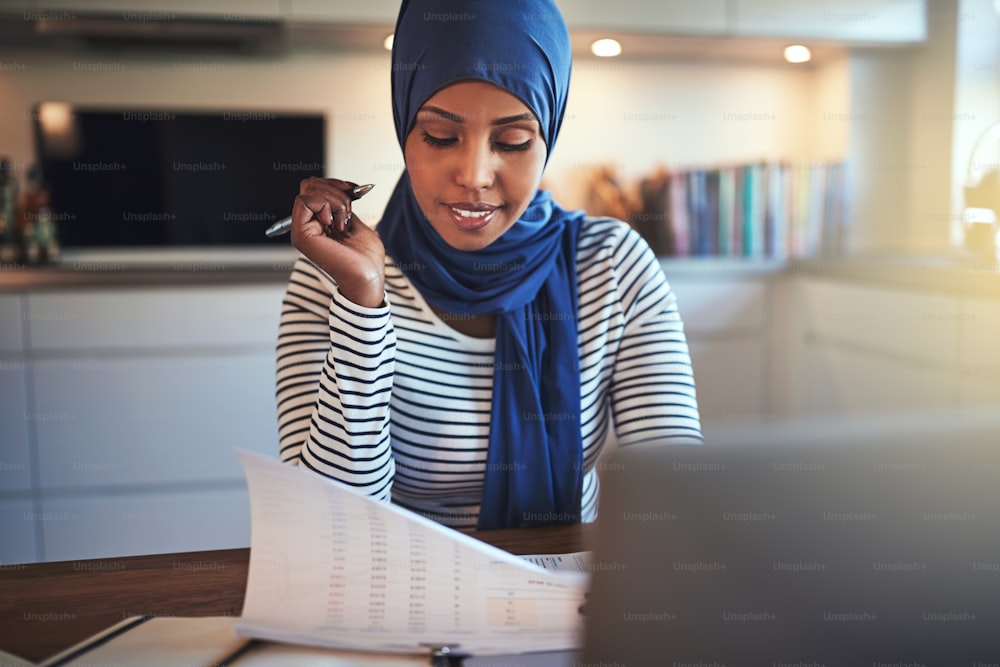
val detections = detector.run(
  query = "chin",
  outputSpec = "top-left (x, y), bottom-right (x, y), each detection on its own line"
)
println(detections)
top-left (442, 233), bottom-right (499, 253)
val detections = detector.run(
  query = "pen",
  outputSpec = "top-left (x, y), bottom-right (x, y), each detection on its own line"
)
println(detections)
top-left (427, 644), bottom-right (468, 666)
top-left (264, 183), bottom-right (375, 238)
top-left (211, 638), bottom-right (261, 666)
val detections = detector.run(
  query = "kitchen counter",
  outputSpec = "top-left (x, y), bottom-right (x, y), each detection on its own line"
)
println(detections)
top-left (789, 254), bottom-right (1000, 299)
top-left (0, 248), bottom-right (300, 292)
top-left (2, 252), bottom-right (999, 297)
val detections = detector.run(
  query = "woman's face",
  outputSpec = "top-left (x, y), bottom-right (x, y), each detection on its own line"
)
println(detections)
top-left (404, 80), bottom-right (547, 252)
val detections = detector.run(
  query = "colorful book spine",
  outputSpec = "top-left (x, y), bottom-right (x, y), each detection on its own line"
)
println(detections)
top-left (718, 167), bottom-right (735, 257)
top-left (636, 161), bottom-right (847, 259)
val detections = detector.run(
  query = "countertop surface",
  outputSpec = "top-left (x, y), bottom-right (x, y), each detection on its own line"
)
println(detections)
top-left (2, 251), bottom-right (999, 297)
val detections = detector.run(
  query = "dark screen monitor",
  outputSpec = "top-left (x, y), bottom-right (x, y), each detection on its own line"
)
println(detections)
top-left (31, 104), bottom-right (325, 247)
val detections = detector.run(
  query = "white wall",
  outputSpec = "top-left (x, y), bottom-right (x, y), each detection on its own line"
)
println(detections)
top-left (546, 56), bottom-right (846, 208)
top-left (951, 0), bottom-right (1000, 249)
top-left (836, 0), bottom-right (963, 256)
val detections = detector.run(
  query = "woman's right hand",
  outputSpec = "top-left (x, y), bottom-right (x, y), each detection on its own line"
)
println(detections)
top-left (291, 177), bottom-right (386, 308)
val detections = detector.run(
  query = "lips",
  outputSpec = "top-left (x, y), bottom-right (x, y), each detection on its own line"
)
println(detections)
top-left (444, 202), bottom-right (500, 230)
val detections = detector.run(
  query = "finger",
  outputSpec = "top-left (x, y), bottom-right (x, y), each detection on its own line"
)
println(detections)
top-left (324, 205), bottom-right (354, 239)
top-left (299, 176), bottom-right (360, 197)
top-left (338, 205), bottom-right (352, 233)
top-left (294, 195), bottom-right (330, 226)
top-left (298, 187), bottom-right (353, 226)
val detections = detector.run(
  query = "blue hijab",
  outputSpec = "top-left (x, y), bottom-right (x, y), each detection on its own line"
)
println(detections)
top-left (378, 0), bottom-right (585, 529)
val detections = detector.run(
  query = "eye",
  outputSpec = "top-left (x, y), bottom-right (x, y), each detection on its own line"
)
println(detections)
top-left (494, 139), bottom-right (533, 153)
top-left (421, 131), bottom-right (457, 147)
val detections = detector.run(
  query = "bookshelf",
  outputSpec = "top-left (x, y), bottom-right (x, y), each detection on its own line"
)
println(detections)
top-left (631, 161), bottom-right (849, 260)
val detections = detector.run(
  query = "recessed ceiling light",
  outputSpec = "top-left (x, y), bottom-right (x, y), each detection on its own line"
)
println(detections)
top-left (383, 34), bottom-right (394, 51)
top-left (591, 38), bottom-right (622, 58)
top-left (784, 44), bottom-right (811, 64)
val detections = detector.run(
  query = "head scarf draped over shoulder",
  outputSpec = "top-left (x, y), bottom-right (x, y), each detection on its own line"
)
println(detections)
top-left (378, 0), bottom-right (585, 529)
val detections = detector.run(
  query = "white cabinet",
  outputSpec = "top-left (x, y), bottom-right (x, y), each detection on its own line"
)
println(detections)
top-left (792, 340), bottom-right (957, 416)
top-left (734, 0), bottom-right (926, 42)
top-left (0, 500), bottom-right (37, 565)
top-left (958, 374), bottom-right (1000, 408)
top-left (6, 282), bottom-right (286, 563)
top-left (688, 338), bottom-right (767, 423)
top-left (286, 0), bottom-right (400, 24)
top-left (0, 363), bottom-right (31, 492)
top-left (789, 277), bottom-right (966, 417)
top-left (41, 488), bottom-right (250, 562)
top-left (959, 296), bottom-right (1000, 378)
top-left (27, 285), bottom-right (284, 351)
top-left (558, 0), bottom-right (727, 35)
top-left (666, 266), bottom-right (777, 427)
top-left (32, 0), bottom-right (281, 19)
top-left (797, 279), bottom-right (960, 368)
top-left (0, 294), bottom-right (22, 352)
top-left (0, 295), bottom-right (31, 494)
top-left (956, 296), bottom-right (1000, 410)
top-left (17, 0), bottom-right (928, 44)
top-left (670, 278), bottom-right (768, 333)
top-left (6, 263), bottom-right (993, 562)
top-left (32, 354), bottom-right (277, 489)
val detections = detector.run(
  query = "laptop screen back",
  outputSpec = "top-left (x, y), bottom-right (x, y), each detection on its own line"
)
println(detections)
top-left (582, 412), bottom-right (1000, 665)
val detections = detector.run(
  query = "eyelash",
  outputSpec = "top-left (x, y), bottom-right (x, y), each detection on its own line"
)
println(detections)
top-left (420, 131), bottom-right (532, 153)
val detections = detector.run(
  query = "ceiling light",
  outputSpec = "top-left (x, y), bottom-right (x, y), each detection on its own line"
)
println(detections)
top-left (591, 38), bottom-right (622, 58)
top-left (783, 44), bottom-right (811, 64)
top-left (383, 33), bottom-right (394, 51)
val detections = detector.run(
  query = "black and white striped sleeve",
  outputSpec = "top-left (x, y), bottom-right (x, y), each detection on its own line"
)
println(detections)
top-left (610, 228), bottom-right (703, 445)
top-left (275, 257), bottom-right (397, 501)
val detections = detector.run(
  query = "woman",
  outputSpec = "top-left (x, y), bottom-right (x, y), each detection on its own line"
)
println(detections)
top-left (276, 0), bottom-right (702, 530)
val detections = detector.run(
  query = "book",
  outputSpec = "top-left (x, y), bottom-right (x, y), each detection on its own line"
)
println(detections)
top-left (37, 616), bottom-right (434, 667)
top-left (233, 451), bottom-right (588, 657)
top-left (36, 615), bottom-right (583, 666)
top-left (630, 161), bottom-right (846, 260)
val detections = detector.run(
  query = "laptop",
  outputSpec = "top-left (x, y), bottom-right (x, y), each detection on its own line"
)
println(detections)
top-left (581, 410), bottom-right (1000, 665)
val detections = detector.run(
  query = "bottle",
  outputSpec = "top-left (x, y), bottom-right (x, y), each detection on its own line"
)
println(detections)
top-left (0, 158), bottom-right (19, 265)
top-left (18, 166), bottom-right (59, 265)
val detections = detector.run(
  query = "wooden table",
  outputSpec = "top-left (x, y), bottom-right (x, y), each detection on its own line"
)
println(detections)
top-left (0, 524), bottom-right (594, 664)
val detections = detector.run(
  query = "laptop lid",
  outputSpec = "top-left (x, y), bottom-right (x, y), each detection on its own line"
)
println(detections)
top-left (582, 411), bottom-right (1000, 665)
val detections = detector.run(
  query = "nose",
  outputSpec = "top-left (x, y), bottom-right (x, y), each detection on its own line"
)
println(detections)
top-left (454, 139), bottom-right (494, 191)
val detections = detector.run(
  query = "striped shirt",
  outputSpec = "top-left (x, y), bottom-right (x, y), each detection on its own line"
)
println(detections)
top-left (275, 216), bottom-right (702, 528)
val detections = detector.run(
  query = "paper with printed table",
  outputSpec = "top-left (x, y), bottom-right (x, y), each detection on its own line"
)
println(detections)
top-left (235, 451), bottom-right (588, 657)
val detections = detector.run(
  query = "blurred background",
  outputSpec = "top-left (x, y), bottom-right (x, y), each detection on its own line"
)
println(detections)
top-left (0, 0), bottom-right (998, 563)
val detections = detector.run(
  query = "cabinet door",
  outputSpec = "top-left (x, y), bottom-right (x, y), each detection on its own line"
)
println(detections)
top-left (669, 277), bottom-right (770, 425)
top-left (0, 500), bottom-right (37, 565)
top-left (286, 0), bottom-right (729, 33)
top-left (0, 362), bottom-right (32, 492)
top-left (959, 296), bottom-right (1000, 380)
top-left (0, 294), bottom-right (23, 353)
top-left (792, 341), bottom-right (957, 416)
top-left (40, 488), bottom-right (250, 562)
top-left (33, 0), bottom-right (281, 19)
top-left (27, 285), bottom-right (285, 351)
top-left (958, 375), bottom-right (1000, 410)
top-left (794, 279), bottom-right (960, 415)
top-left (287, 0), bottom-right (400, 24)
top-left (689, 339), bottom-right (766, 425)
top-left (734, 0), bottom-right (926, 42)
top-left (669, 278), bottom-right (768, 334)
top-left (33, 354), bottom-right (278, 489)
top-left (558, 0), bottom-right (727, 34)
top-left (799, 279), bottom-right (960, 368)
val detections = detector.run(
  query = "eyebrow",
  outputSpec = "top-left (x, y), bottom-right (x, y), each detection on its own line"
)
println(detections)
top-left (419, 105), bottom-right (537, 126)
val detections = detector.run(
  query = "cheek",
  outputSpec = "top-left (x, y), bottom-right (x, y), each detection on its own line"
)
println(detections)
top-left (506, 147), bottom-right (546, 195)
top-left (403, 142), bottom-right (439, 200)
